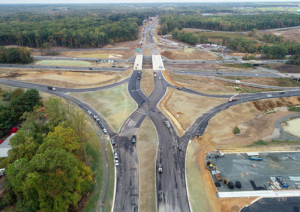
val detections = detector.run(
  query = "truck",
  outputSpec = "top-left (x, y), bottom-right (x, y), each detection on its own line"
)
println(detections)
top-left (207, 150), bottom-right (224, 158)
top-left (47, 86), bottom-right (56, 91)
top-left (228, 95), bottom-right (239, 102)
top-left (250, 60), bottom-right (256, 63)
top-left (164, 119), bottom-right (171, 128)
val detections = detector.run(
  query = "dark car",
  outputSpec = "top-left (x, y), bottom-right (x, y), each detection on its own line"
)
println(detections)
top-left (178, 145), bottom-right (182, 151)
top-left (279, 92), bottom-right (284, 94)
top-left (89, 68), bottom-right (93, 70)
top-left (202, 62), bottom-right (205, 63)
top-left (177, 87), bottom-right (181, 90)
top-left (78, 104), bottom-right (83, 107)
top-left (132, 135), bottom-right (136, 143)
top-left (56, 66), bottom-right (59, 68)
top-left (138, 76), bottom-right (141, 80)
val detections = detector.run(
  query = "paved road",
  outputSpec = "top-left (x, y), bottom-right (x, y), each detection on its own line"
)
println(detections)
top-left (0, 64), bottom-right (127, 71)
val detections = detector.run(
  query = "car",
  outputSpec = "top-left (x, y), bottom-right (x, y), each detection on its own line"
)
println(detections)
top-left (279, 92), bottom-right (284, 94)
top-left (99, 123), bottom-right (104, 129)
top-left (93, 115), bottom-right (98, 119)
top-left (89, 68), bottom-right (93, 70)
top-left (96, 118), bottom-right (100, 122)
top-left (56, 66), bottom-right (59, 68)
top-left (111, 139), bottom-right (115, 145)
top-left (202, 62), bottom-right (205, 63)
top-left (103, 128), bottom-right (107, 134)
top-left (115, 160), bottom-right (119, 166)
top-left (291, 75), bottom-right (295, 77)
top-left (114, 152), bottom-right (118, 159)
top-left (178, 145), bottom-right (182, 151)
top-left (79, 104), bottom-right (83, 107)
top-left (138, 76), bottom-right (141, 80)
top-left (87, 111), bottom-right (92, 115)
top-left (158, 164), bottom-right (162, 173)
top-left (177, 87), bottom-right (181, 90)
top-left (31, 66), bottom-right (34, 68)
top-left (132, 135), bottom-right (136, 143)
top-left (173, 62), bottom-right (175, 63)
top-left (267, 94), bottom-right (272, 98)
top-left (159, 76), bottom-right (161, 80)
top-left (255, 74), bottom-right (259, 76)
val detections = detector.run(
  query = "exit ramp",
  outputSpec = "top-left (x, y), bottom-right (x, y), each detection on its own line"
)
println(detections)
top-left (133, 55), bottom-right (143, 70)
top-left (152, 55), bottom-right (165, 71)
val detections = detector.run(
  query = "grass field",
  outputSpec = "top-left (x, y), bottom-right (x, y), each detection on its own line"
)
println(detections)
top-left (71, 84), bottom-right (136, 132)
top-left (37, 60), bottom-right (92, 66)
top-left (83, 122), bottom-right (115, 212)
top-left (136, 117), bottom-right (158, 212)
top-left (140, 69), bottom-right (155, 96)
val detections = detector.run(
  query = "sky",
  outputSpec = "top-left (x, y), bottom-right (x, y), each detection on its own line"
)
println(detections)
top-left (0, 0), bottom-right (299, 4)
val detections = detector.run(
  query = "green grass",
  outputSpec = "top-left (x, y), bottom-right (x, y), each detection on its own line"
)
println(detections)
top-left (288, 106), bottom-right (300, 112)
top-left (84, 122), bottom-right (115, 212)
top-left (37, 60), bottom-right (92, 66)
top-left (184, 48), bottom-right (195, 53)
top-left (71, 83), bottom-right (136, 132)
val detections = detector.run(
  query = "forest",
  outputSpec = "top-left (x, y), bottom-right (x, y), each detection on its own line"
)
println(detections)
top-left (0, 11), bottom-right (151, 48)
top-left (159, 14), bottom-right (300, 34)
top-left (0, 94), bottom-right (94, 211)
top-left (0, 46), bottom-right (32, 64)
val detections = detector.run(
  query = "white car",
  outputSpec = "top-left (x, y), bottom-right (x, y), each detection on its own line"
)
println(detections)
top-left (87, 111), bottom-right (92, 115)
top-left (103, 128), bottom-right (107, 134)
top-left (267, 94), bottom-right (272, 98)
top-left (159, 76), bottom-right (161, 80)
top-left (115, 160), bottom-right (119, 166)
top-left (93, 115), bottom-right (98, 119)
top-left (114, 152), bottom-right (118, 159)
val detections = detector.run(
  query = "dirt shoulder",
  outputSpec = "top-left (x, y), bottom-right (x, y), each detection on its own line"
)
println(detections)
top-left (71, 83), bottom-right (136, 132)
top-left (158, 88), bottom-right (226, 136)
top-left (0, 68), bottom-right (132, 89)
top-left (263, 63), bottom-right (300, 73)
top-left (165, 63), bottom-right (227, 70)
top-left (140, 69), bottom-right (154, 97)
top-left (161, 49), bottom-right (218, 60)
top-left (136, 117), bottom-right (158, 212)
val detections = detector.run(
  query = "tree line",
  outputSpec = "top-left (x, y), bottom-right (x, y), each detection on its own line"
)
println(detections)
top-left (0, 95), bottom-right (94, 211)
top-left (159, 14), bottom-right (300, 34)
top-left (0, 46), bottom-right (33, 64)
top-left (0, 11), bottom-right (149, 48)
top-left (172, 29), bottom-right (198, 44)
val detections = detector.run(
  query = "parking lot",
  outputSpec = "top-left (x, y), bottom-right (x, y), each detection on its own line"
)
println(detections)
top-left (208, 152), bottom-right (300, 192)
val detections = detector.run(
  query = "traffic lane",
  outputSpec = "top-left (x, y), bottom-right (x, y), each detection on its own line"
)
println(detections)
top-left (148, 71), bottom-right (168, 110)
top-left (149, 111), bottom-right (190, 212)
top-left (164, 60), bottom-right (289, 64)
top-left (0, 77), bottom-right (131, 93)
top-left (128, 71), bottom-right (148, 105)
top-left (173, 71), bottom-right (281, 78)
top-left (0, 64), bottom-right (128, 71)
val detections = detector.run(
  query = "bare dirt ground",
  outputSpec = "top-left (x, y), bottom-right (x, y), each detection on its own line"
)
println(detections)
top-left (158, 88), bottom-right (226, 136)
top-left (140, 69), bottom-right (154, 97)
top-left (161, 49), bottom-right (218, 60)
top-left (165, 63), bottom-right (227, 70)
top-left (163, 71), bottom-right (282, 94)
top-left (32, 49), bottom-right (135, 59)
top-left (264, 63), bottom-right (300, 73)
top-left (0, 68), bottom-right (132, 88)
top-left (205, 97), bottom-right (300, 147)
top-left (221, 76), bottom-right (300, 87)
top-left (136, 117), bottom-right (158, 212)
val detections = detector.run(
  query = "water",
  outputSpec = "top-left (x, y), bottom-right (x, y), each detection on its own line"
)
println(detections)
top-left (283, 118), bottom-right (300, 137)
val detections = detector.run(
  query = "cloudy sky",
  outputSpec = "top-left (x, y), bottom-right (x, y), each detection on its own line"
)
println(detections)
top-left (0, 0), bottom-right (298, 4)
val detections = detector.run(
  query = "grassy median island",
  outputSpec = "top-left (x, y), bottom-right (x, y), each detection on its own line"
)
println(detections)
top-left (71, 83), bottom-right (136, 132)
top-left (36, 60), bottom-right (92, 66)
top-left (136, 116), bottom-right (158, 212)
top-left (140, 69), bottom-right (155, 97)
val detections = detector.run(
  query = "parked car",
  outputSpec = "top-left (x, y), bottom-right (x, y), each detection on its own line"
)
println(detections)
top-left (132, 135), bottom-right (136, 143)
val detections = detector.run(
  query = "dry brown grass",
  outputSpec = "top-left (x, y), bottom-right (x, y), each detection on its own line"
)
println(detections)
top-left (158, 88), bottom-right (226, 136)
top-left (143, 48), bottom-right (151, 56)
top-left (136, 117), bottom-right (158, 212)
top-left (165, 63), bottom-right (227, 70)
top-left (258, 28), bottom-right (300, 42)
top-left (161, 49), bottom-right (218, 60)
top-left (0, 68), bottom-right (132, 88)
top-left (140, 69), bottom-right (154, 97)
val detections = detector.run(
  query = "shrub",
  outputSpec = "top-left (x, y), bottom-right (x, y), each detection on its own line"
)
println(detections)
top-left (254, 140), bottom-right (267, 145)
top-left (233, 126), bottom-right (240, 134)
